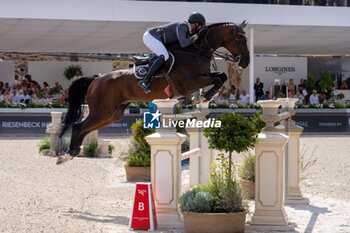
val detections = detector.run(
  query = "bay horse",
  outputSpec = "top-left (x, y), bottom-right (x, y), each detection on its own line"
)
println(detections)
top-left (57, 21), bottom-right (250, 164)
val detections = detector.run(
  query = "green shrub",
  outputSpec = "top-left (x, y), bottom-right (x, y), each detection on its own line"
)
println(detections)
top-left (108, 144), bottom-right (115, 154)
top-left (250, 112), bottom-right (265, 134)
top-left (36, 91), bottom-right (46, 99)
top-left (179, 186), bottom-right (214, 213)
top-left (83, 141), bottom-right (98, 152)
top-left (319, 72), bottom-right (333, 100)
top-left (238, 154), bottom-right (255, 182)
top-left (38, 137), bottom-right (50, 152)
top-left (180, 155), bottom-right (247, 213)
top-left (203, 112), bottom-right (258, 154)
top-left (336, 93), bottom-right (345, 100)
top-left (131, 120), bottom-right (155, 152)
top-left (50, 86), bottom-right (61, 94)
top-left (120, 138), bottom-right (139, 161)
top-left (275, 92), bottom-right (286, 98)
top-left (222, 92), bottom-right (230, 100)
top-left (334, 102), bottom-right (345, 109)
top-left (126, 151), bottom-right (151, 167)
top-left (122, 120), bottom-right (155, 167)
top-left (26, 102), bottom-right (39, 108)
top-left (208, 155), bottom-right (246, 213)
top-left (306, 73), bottom-right (317, 95)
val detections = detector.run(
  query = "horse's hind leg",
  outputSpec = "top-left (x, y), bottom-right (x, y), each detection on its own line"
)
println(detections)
top-left (56, 104), bottom-right (127, 165)
top-left (71, 104), bottom-right (128, 155)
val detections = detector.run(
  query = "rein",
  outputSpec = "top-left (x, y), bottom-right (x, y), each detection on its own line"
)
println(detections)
top-left (194, 24), bottom-right (247, 69)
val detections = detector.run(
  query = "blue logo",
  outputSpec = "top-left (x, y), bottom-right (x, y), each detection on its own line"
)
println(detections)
top-left (143, 110), bottom-right (161, 129)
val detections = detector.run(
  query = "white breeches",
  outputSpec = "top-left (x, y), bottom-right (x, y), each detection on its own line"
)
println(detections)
top-left (143, 31), bottom-right (169, 61)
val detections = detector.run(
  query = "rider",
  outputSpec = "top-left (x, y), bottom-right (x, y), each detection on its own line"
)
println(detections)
top-left (138, 12), bottom-right (208, 93)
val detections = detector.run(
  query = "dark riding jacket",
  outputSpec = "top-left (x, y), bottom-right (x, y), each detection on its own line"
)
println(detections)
top-left (148, 22), bottom-right (196, 48)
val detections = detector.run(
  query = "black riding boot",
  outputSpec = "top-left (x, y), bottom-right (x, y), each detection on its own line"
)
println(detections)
top-left (138, 55), bottom-right (165, 93)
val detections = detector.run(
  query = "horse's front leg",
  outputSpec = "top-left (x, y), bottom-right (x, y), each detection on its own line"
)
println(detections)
top-left (203, 72), bottom-right (228, 101)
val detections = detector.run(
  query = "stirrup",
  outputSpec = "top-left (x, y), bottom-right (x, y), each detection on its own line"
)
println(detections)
top-left (138, 80), bottom-right (151, 93)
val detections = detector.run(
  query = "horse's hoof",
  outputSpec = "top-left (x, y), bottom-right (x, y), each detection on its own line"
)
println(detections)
top-left (195, 96), bottom-right (206, 104)
top-left (56, 154), bottom-right (73, 165)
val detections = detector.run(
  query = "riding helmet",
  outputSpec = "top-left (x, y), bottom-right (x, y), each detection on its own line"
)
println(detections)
top-left (188, 12), bottom-right (206, 26)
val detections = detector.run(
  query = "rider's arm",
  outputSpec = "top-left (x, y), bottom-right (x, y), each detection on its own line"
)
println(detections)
top-left (176, 23), bottom-right (197, 48)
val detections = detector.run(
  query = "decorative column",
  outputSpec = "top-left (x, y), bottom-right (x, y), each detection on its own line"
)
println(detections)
top-left (145, 99), bottom-right (186, 229)
top-left (98, 139), bottom-right (111, 158)
top-left (45, 112), bottom-right (62, 156)
top-left (247, 100), bottom-right (295, 232)
top-left (278, 98), bottom-right (309, 205)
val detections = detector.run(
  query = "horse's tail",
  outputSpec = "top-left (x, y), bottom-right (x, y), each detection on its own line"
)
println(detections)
top-left (59, 76), bottom-right (96, 138)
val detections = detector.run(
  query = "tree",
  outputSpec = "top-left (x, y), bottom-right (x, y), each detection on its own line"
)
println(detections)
top-left (203, 112), bottom-right (258, 179)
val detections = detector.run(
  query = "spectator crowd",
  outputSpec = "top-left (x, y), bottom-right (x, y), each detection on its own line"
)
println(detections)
top-left (211, 76), bottom-right (341, 106)
top-left (0, 74), bottom-right (68, 106)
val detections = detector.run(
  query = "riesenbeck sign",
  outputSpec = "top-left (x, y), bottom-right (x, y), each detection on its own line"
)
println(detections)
top-left (0, 113), bottom-right (141, 136)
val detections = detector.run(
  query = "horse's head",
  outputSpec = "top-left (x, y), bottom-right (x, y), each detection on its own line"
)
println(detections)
top-left (206, 21), bottom-right (250, 68)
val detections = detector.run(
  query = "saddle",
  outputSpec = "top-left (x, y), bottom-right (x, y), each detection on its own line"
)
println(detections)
top-left (133, 52), bottom-right (175, 80)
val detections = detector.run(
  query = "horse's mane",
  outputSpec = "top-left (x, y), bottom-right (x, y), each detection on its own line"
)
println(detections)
top-left (207, 22), bottom-right (235, 29)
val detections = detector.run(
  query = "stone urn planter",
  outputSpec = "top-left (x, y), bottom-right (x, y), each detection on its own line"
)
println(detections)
top-left (183, 212), bottom-right (247, 233)
top-left (83, 149), bottom-right (99, 158)
top-left (124, 166), bottom-right (151, 182)
top-left (240, 180), bottom-right (255, 199)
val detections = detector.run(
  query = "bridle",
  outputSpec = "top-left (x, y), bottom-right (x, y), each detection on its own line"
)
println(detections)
top-left (195, 24), bottom-right (248, 66)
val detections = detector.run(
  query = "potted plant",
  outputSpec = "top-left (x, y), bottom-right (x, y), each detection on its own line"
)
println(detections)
top-left (179, 112), bottom-right (259, 233)
top-left (38, 136), bottom-right (50, 155)
top-left (83, 141), bottom-right (98, 157)
top-left (238, 154), bottom-right (255, 199)
top-left (335, 92), bottom-right (345, 105)
top-left (63, 64), bottom-right (83, 81)
top-left (122, 120), bottom-right (155, 181)
top-left (108, 144), bottom-right (115, 155)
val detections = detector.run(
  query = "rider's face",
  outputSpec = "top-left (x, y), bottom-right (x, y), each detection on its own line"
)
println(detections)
top-left (190, 23), bottom-right (202, 34)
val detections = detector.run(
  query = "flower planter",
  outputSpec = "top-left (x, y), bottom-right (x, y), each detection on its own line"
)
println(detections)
top-left (124, 165), bottom-right (150, 182)
top-left (240, 180), bottom-right (255, 199)
top-left (183, 212), bottom-right (246, 233)
top-left (82, 148), bottom-right (99, 157)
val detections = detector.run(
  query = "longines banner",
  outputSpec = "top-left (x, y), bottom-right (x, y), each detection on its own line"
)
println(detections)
top-left (254, 57), bottom-right (307, 93)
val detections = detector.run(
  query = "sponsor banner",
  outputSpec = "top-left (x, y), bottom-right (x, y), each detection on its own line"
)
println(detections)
top-left (0, 113), bottom-right (141, 135)
top-left (254, 56), bottom-right (307, 95)
top-left (1, 111), bottom-right (349, 135)
top-left (293, 114), bottom-right (348, 132)
top-left (209, 112), bottom-right (350, 133)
